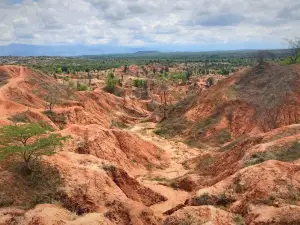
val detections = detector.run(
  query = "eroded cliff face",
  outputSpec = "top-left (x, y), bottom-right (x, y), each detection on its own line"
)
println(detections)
top-left (2, 65), bottom-right (300, 225)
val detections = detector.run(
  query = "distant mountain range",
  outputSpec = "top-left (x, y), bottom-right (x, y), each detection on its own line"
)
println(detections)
top-left (0, 44), bottom-right (154, 57)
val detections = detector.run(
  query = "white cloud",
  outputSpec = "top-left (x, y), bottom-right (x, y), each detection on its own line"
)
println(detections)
top-left (0, 0), bottom-right (300, 47)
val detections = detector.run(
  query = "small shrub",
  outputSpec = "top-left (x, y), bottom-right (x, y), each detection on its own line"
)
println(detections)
top-left (197, 155), bottom-right (215, 171)
top-left (191, 192), bottom-right (233, 207)
top-left (111, 120), bottom-right (129, 129)
top-left (216, 129), bottom-right (232, 144)
top-left (234, 214), bottom-right (245, 225)
top-left (62, 76), bottom-right (70, 82)
top-left (244, 141), bottom-right (300, 167)
top-left (193, 193), bottom-right (211, 205)
top-left (178, 214), bottom-right (206, 225)
top-left (146, 163), bottom-right (154, 171)
top-left (9, 112), bottom-right (30, 123)
top-left (261, 195), bottom-right (276, 205)
top-left (206, 77), bottom-right (215, 87)
top-left (154, 128), bottom-right (165, 135)
top-left (233, 174), bottom-right (245, 194)
top-left (102, 164), bottom-right (116, 172)
top-left (0, 71), bottom-right (9, 87)
top-left (216, 193), bottom-right (234, 206)
top-left (133, 79), bottom-right (146, 88)
top-left (196, 116), bottom-right (220, 134)
top-left (44, 110), bottom-right (67, 124)
top-left (76, 83), bottom-right (89, 91)
top-left (104, 71), bottom-right (118, 93)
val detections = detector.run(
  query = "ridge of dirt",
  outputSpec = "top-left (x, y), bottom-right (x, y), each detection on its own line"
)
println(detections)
top-left (3, 65), bottom-right (300, 224)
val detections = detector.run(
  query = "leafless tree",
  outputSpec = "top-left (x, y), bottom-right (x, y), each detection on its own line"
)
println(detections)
top-left (45, 86), bottom-right (61, 113)
top-left (255, 50), bottom-right (274, 65)
top-left (158, 83), bottom-right (168, 119)
top-left (87, 71), bottom-right (92, 87)
top-left (286, 37), bottom-right (300, 64)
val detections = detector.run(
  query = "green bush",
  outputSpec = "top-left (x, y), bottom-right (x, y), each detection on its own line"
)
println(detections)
top-left (170, 73), bottom-right (187, 82)
top-left (0, 122), bottom-right (68, 171)
top-left (76, 82), bottom-right (88, 91)
top-left (206, 77), bottom-right (215, 87)
top-left (9, 112), bottom-right (30, 123)
top-left (133, 79), bottom-right (146, 88)
top-left (104, 71), bottom-right (118, 93)
top-left (216, 129), bottom-right (232, 144)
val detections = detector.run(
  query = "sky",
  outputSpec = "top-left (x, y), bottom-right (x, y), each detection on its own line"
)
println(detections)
top-left (1, 0), bottom-right (300, 52)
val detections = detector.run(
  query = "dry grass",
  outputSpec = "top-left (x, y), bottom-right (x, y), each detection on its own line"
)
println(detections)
top-left (0, 71), bottom-right (9, 87)
top-left (236, 63), bottom-right (300, 130)
top-left (245, 141), bottom-right (300, 167)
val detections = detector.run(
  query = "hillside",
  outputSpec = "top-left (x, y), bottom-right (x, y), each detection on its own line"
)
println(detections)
top-left (1, 65), bottom-right (300, 225)
top-left (159, 63), bottom-right (300, 146)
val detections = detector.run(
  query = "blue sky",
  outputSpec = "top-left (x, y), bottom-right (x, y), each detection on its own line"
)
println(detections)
top-left (1, 0), bottom-right (300, 53)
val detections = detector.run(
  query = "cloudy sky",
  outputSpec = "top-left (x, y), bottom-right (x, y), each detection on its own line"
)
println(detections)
top-left (1, 0), bottom-right (300, 51)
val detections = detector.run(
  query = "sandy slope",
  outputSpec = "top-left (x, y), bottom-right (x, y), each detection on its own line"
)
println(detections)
top-left (129, 122), bottom-right (200, 215)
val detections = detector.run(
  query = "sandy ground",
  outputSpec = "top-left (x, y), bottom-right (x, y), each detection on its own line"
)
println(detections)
top-left (129, 122), bottom-right (200, 215)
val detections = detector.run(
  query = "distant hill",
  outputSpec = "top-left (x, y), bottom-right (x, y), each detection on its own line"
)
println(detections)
top-left (0, 44), bottom-right (150, 57)
top-left (133, 51), bottom-right (160, 55)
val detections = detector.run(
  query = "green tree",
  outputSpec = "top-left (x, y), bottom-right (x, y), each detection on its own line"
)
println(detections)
top-left (55, 67), bottom-right (62, 74)
top-left (286, 38), bottom-right (300, 64)
top-left (0, 123), bottom-right (68, 171)
top-left (104, 71), bottom-right (118, 93)
top-left (207, 77), bottom-right (215, 87)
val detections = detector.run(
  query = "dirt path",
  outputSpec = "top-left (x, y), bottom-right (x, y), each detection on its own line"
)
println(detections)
top-left (0, 66), bottom-right (30, 118)
top-left (129, 122), bottom-right (201, 215)
top-left (0, 66), bottom-right (26, 100)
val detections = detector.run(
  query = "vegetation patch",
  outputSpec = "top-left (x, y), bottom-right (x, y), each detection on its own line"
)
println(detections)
top-left (0, 71), bottom-right (9, 87)
top-left (133, 79), bottom-right (147, 88)
top-left (196, 115), bottom-right (220, 134)
top-left (111, 120), bottom-right (129, 129)
top-left (76, 82), bottom-right (89, 91)
top-left (0, 122), bottom-right (67, 209)
top-left (244, 141), bottom-right (300, 167)
top-left (233, 214), bottom-right (246, 225)
top-left (44, 110), bottom-right (67, 125)
top-left (227, 85), bottom-right (237, 100)
top-left (261, 195), bottom-right (276, 206)
top-left (0, 162), bottom-right (64, 209)
top-left (191, 192), bottom-right (234, 207)
top-left (197, 155), bottom-right (215, 171)
top-left (159, 94), bottom-right (197, 137)
top-left (104, 71), bottom-right (119, 94)
top-left (219, 136), bottom-right (247, 152)
top-left (236, 64), bottom-right (298, 130)
top-left (9, 111), bottom-right (30, 123)
top-left (177, 214), bottom-right (206, 225)
top-left (169, 73), bottom-right (187, 82)
top-left (157, 116), bottom-right (191, 137)
top-left (215, 129), bottom-right (232, 144)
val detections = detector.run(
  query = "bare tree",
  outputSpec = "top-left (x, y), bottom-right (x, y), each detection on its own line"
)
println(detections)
top-left (286, 38), bottom-right (300, 64)
top-left (185, 66), bottom-right (193, 81)
top-left (255, 50), bottom-right (274, 65)
top-left (87, 71), bottom-right (92, 87)
top-left (122, 65), bottom-right (128, 84)
top-left (158, 83), bottom-right (168, 119)
top-left (45, 86), bottom-right (62, 113)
